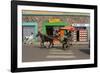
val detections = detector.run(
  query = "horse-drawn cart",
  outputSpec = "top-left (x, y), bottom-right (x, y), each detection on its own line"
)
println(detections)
top-left (36, 26), bottom-right (76, 50)
top-left (58, 26), bottom-right (76, 49)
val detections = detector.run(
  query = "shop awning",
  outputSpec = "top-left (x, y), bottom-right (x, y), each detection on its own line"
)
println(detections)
top-left (60, 26), bottom-right (76, 31)
top-left (43, 21), bottom-right (69, 26)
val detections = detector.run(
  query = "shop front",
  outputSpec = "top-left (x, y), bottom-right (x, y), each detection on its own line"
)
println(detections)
top-left (42, 18), bottom-right (69, 43)
top-left (22, 22), bottom-right (38, 42)
top-left (72, 24), bottom-right (90, 44)
top-left (42, 18), bottom-right (69, 35)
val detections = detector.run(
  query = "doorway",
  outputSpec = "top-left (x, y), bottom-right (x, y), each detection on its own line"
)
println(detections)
top-left (76, 30), bottom-right (79, 41)
top-left (46, 26), bottom-right (53, 36)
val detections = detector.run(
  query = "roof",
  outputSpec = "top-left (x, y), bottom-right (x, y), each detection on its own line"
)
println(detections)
top-left (43, 21), bottom-right (69, 26)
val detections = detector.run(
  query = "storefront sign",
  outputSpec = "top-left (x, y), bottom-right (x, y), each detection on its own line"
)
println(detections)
top-left (49, 18), bottom-right (61, 23)
top-left (72, 24), bottom-right (89, 27)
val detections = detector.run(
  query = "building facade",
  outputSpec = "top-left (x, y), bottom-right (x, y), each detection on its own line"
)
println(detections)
top-left (22, 11), bottom-right (90, 44)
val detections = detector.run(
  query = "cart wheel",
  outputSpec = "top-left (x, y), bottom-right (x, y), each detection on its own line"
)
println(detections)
top-left (62, 43), bottom-right (68, 50)
top-left (65, 44), bottom-right (68, 48)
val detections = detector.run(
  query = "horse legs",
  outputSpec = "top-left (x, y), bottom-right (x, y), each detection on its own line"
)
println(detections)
top-left (39, 42), bottom-right (42, 48)
top-left (51, 42), bottom-right (54, 48)
top-left (48, 41), bottom-right (54, 48)
top-left (52, 40), bottom-right (54, 47)
top-left (40, 42), bottom-right (44, 48)
top-left (48, 42), bottom-right (51, 48)
top-left (41, 42), bottom-right (45, 48)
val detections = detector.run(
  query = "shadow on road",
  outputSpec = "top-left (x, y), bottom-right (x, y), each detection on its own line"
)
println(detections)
top-left (79, 49), bottom-right (90, 55)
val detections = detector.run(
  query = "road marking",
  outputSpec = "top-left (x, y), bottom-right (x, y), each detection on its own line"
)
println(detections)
top-left (49, 49), bottom-right (64, 52)
top-left (49, 49), bottom-right (72, 52)
top-left (46, 55), bottom-right (76, 58)
top-left (49, 51), bottom-right (73, 54)
top-left (49, 52), bottom-right (73, 55)
top-left (46, 49), bottom-right (75, 59)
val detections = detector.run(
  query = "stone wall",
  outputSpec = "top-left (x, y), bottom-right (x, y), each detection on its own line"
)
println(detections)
top-left (22, 15), bottom-right (90, 31)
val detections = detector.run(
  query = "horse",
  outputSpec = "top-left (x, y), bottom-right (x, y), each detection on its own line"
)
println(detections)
top-left (36, 31), bottom-right (54, 48)
top-left (36, 31), bottom-right (72, 49)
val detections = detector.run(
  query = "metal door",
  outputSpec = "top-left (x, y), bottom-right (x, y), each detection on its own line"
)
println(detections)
top-left (23, 26), bottom-right (34, 40)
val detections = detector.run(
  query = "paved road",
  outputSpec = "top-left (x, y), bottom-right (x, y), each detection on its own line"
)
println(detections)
top-left (22, 44), bottom-right (90, 62)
